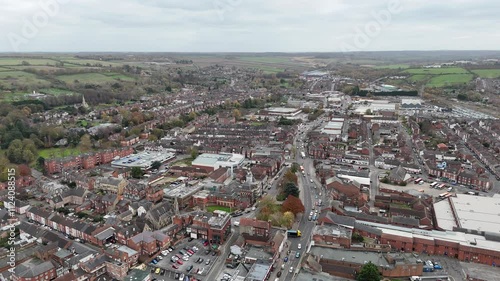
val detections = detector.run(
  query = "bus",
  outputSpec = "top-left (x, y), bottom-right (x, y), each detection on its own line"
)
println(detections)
top-left (287, 230), bottom-right (302, 237)
top-left (438, 183), bottom-right (446, 189)
top-left (430, 182), bottom-right (438, 188)
top-left (414, 178), bottom-right (423, 184)
top-left (439, 192), bottom-right (450, 198)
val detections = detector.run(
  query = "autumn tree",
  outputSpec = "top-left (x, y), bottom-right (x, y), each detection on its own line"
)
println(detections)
top-left (283, 170), bottom-right (298, 185)
top-left (281, 195), bottom-right (305, 215)
top-left (280, 211), bottom-right (294, 228)
top-left (233, 109), bottom-right (241, 120)
top-left (79, 134), bottom-right (92, 152)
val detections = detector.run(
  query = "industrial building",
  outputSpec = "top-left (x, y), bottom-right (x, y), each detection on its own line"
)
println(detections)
top-left (434, 193), bottom-right (500, 234)
top-left (191, 153), bottom-right (245, 172)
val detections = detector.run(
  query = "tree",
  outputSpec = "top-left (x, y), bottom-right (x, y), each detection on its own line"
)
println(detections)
top-left (290, 163), bottom-right (300, 174)
top-left (79, 134), bottom-right (92, 152)
top-left (283, 170), bottom-right (298, 185)
top-left (280, 211), bottom-right (294, 228)
top-left (233, 109), bottom-right (241, 120)
top-left (281, 195), bottom-right (305, 215)
top-left (18, 164), bottom-right (31, 176)
top-left (356, 262), bottom-right (381, 281)
top-left (151, 161), bottom-right (162, 170)
top-left (365, 109), bottom-right (372, 115)
top-left (190, 147), bottom-right (199, 160)
top-left (284, 182), bottom-right (300, 198)
top-left (131, 167), bottom-right (143, 179)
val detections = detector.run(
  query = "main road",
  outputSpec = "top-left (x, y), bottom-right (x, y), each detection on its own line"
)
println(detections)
top-left (282, 118), bottom-right (327, 281)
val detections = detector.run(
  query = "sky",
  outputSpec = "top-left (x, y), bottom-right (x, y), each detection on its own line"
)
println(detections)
top-left (1, 0), bottom-right (499, 52)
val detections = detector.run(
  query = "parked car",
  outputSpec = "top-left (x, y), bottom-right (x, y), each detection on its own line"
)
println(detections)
top-left (176, 260), bottom-right (183, 265)
top-left (289, 267), bottom-right (294, 273)
top-left (205, 259), bottom-right (211, 265)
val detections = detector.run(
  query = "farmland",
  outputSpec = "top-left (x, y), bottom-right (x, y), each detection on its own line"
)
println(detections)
top-left (472, 69), bottom-right (500, 78)
top-left (0, 71), bottom-right (51, 89)
top-left (0, 58), bottom-right (59, 66)
top-left (56, 72), bottom-right (136, 84)
top-left (405, 67), bottom-right (469, 75)
top-left (409, 75), bottom-right (430, 82)
top-left (427, 74), bottom-right (473, 87)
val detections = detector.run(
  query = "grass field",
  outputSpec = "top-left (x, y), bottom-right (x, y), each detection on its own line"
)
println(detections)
top-left (0, 58), bottom-right (59, 66)
top-left (56, 72), bottom-right (135, 84)
top-left (39, 147), bottom-right (85, 158)
top-left (472, 69), bottom-right (500, 78)
top-left (0, 71), bottom-right (51, 89)
top-left (206, 205), bottom-right (232, 213)
top-left (39, 88), bottom-right (79, 96)
top-left (374, 64), bottom-right (410, 69)
top-left (409, 75), bottom-right (431, 82)
top-left (426, 74), bottom-right (473, 87)
top-left (405, 67), bottom-right (468, 75)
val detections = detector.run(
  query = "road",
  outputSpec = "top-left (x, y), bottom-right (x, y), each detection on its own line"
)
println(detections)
top-left (280, 118), bottom-right (327, 281)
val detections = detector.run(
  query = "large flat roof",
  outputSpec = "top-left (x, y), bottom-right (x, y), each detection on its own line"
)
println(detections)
top-left (192, 153), bottom-right (245, 168)
top-left (450, 194), bottom-right (500, 233)
top-left (111, 149), bottom-right (175, 169)
top-left (434, 199), bottom-right (458, 231)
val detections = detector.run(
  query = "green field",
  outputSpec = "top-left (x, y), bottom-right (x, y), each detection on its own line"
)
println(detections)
top-left (0, 71), bottom-right (51, 89)
top-left (409, 75), bottom-right (431, 82)
top-left (254, 65), bottom-right (284, 73)
top-left (472, 69), bottom-right (500, 78)
top-left (374, 64), bottom-right (410, 69)
top-left (0, 58), bottom-right (59, 66)
top-left (0, 67), bottom-right (11, 71)
top-left (405, 67), bottom-right (468, 75)
top-left (39, 147), bottom-right (85, 158)
top-left (427, 74), bottom-right (473, 87)
top-left (39, 88), bottom-right (79, 96)
top-left (206, 205), bottom-right (232, 213)
top-left (56, 72), bottom-right (136, 84)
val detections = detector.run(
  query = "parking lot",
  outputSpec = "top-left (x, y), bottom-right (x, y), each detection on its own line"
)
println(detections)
top-left (153, 238), bottom-right (219, 280)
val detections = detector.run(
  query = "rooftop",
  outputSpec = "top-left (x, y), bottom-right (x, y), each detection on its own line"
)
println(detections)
top-left (192, 153), bottom-right (245, 168)
top-left (111, 149), bottom-right (175, 169)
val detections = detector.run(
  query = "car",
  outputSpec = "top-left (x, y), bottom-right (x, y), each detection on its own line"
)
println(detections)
top-left (187, 250), bottom-right (194, 255)
top-left (157, 256), bottom-right (163, 260)
top-left (171, 257), bottom-right (178, 262)
top-left (284, 257), bottom-right (288, 262)
top-left (179, 273), bottom-right (185, 281)
top-left (186, 265), bottom-right (193, 273)
top-left (203, 241), bottom-right (209, 246)
top-left (199, 267), bottom-right (205, 274)
top-left (182, 256), bottom-right (189, 261)
top-left (161, 250), bottom-right (169, 255)
top-left (169, 246), bottom-right (175, 251)
top-left (205, 249), bottom-right (211, 255)
top-left (176, 259), bottom-right (183, 265)
top-left (212, 251), bottom-right (217, 256)
top-left (205, 259), bottom-right (211, 265)
top-left (155, 268), bottom-right (161, 274)
top-left (175, 273), bottom-right (180, 279)
top-left (289, 267), bottom-right (294, 273)
top-left (295, 252), bottom-right (300, 258)
top-left (193, 246), bottom-right (199, 251)
top-left (151, 259), bottom-right (158, 264)
top-left (160, 269), bottom-right (165, 275)
top-left (298, 244), bottom-right (302, 249)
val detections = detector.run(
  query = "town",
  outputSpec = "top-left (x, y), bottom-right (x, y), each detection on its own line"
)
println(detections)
top-left (0, 51), bottom-right (499, 281)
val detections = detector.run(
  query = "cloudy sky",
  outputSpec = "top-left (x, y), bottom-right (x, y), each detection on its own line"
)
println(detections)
top-left (1, 0), bottom-right (499, 52)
